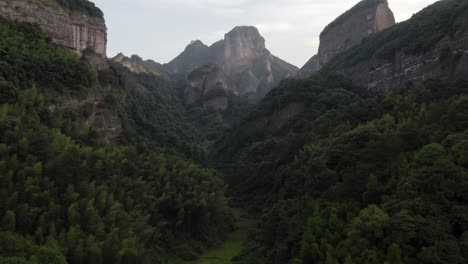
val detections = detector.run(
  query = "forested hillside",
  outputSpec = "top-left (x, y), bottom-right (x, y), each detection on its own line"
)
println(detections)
top-left (0, 18), bottom-right (234, 264)
top-left (215, 73), bottom-right (468, 263)
top-left (1, 0), bottom-right (468, 263)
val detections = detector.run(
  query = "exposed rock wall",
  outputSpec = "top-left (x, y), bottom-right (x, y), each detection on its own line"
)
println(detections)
top-left (165, 26), bottom-right (298, 100)
top-left (298, 0), bottom-right (395, 78)
top-left (318, 0), bottom-right (395, 66)
top-left (327, 2), bottom-right (468, 91)
top-left (297, 55), bottom-right (319, 79)
top-left (185, 64), bottom-right (237, 111)
top-left (222, 26), bottom-right (268, 75)
top-left (0, 0), bottom-right (107, 68)
top-left (54, 91), bottom-right (122, 140)
top-left (349, 26), bottom-right (468, 91)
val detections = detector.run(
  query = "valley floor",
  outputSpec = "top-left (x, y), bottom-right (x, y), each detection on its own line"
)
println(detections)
top-left (176, 210), bottom-right (255, 264)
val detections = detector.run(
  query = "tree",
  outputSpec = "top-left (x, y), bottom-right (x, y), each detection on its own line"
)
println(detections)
top-left (386, 244), bottom-right (403, 264)
top-left (451, 140), bottom-right (468, 168)
top-left (2, 211), bottom-right (16, 232)
top-left (67, 204), bottom-right (80, 225)
top-left (461, 232), bottom-right (468, 261)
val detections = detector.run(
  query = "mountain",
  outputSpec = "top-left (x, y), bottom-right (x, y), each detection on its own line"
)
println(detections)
top-left (165, 26), bottom-right (298, 99)
top-left (0, 0), bottom-right (107, 69)
top-left (2, 0), bottom-right (468, 263)
top-left (112, 53), bottom-right (165, 76)
top-left (325, 0), bottom-right (468, 91)
top-left (297, 0), bottom-right (395, 78)
top-left (0, 1), bottom-right (234, 263)
top-left (185, 64), bottom-right (237, 111)
top-left (211, 1), bottom-right (468, 263)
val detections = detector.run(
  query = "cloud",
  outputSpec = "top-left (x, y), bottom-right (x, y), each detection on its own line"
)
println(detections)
top-left (304, 37), bottom-right (319, 48)
top-left (255, 22), bottom-right (293, 34)
top-left (95, 0), bottom-right (438, 66)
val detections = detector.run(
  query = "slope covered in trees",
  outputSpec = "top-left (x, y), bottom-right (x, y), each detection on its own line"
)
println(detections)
top-left (214, 73), bottom-right (468, 263)
top-left (0, 18), bottom-right (234, 264)
top-left (2, 1), bottom-right (468, 264)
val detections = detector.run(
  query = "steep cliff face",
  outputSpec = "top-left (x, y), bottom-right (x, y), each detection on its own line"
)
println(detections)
top-left (326, 0), bottom-right (468, 91)
top-left (298, 0), bottom-right (395, 78)
top-left (0, 0), bottom-right (107, 68)
top-left (165, 26), bottom-right (298, 100)
top-left (319, 0), bottom-right (395, 66)
top-left (185, 64), bottom-right (237, 111)
top-left (222, 26), bottom-right (268, 75)
top-left (296, 55), bottom-right (320, 78)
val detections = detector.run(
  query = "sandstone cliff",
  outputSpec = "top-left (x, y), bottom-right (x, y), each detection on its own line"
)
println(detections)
top-left (165, 26), bottom-right (298, 100)
top-left (325, 0), bottom-right (468, 91)
top-left (298, 0), bottom-right (395, 78)
top-left (0, 0), bottom-right (107, 68)
top-left (185, 64), bottom-right (237, 111)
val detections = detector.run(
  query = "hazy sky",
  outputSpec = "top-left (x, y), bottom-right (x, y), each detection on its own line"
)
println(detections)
top-left (92, 0), bottom-right (437, 67)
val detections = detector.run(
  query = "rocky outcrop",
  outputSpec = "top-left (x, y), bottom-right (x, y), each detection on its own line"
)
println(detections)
top-left (326, 0), bottom-right (468, 91)
top-left (297, 55), bottom-right (320, 79)
top-left (319, 0), bottom-right (395, 66)
top-left (53, 90), bottom-right (122, 140)
top-left (0, 0), bottom-right (107, 68)
top-left (185, 64), bottom-right (237, 111)
top-left (165, 40), bottom-right (211, 75)
top-left (165, 26), bottom-right (298, 100)
top-left (298, 0), bottom-right (395, 78)
top-left (112, 53), bottom-right (164, 76)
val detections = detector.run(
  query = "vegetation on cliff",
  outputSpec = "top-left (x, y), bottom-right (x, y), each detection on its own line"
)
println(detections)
top-left (0, 17), bottom-right (233, 264)
top-left (54, 0), bottom-right (104, 18)
top-left (325, 0), bottom-right (468, 70)
top-left (214, 73), bottom-right (468, 263)
top-left (2, 0), bottom-right (468, 264)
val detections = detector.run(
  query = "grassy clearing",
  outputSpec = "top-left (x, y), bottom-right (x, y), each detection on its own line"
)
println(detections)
top-left (175, 210), bottom-right (255, 264)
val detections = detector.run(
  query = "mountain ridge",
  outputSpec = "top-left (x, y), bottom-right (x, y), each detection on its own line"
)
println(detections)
top-left (164, 26), bottom-right (298, 100)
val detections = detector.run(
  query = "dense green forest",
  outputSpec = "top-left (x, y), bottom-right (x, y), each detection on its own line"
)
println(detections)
top-left (98, 63), bottom-right (210, 162)
top-left (214, 74), bottom-right (468, 263)
top-left (211, 1), bottom-right (468, 262)
top-left (0, 18), bottom-right (234, 263)
top-left (1, 0), bottom-right (468, 263)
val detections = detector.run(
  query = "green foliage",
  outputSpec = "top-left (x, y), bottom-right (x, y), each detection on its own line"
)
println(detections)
top-left (219, 75), bottom-right (468, 264)
top-left (0, 18), bottom-right (234, 263)
top-left (54, 0), bottom-right (104, 18)
top-left (98, 63), bottom-right (212, 162)
top-left (0, 18), bottom-right (95, 99)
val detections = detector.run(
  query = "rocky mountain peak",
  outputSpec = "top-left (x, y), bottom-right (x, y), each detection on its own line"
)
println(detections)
top-left (112, 53), bottom-right (163, 76)
top-left (185, 64), bottom-right (237, 111)
top-left (224, 26), bottom-right (266, 58)
top-left (186, 40), bottom-right (209, 51)
top-left (223, 26), bottom-right (269, 76)
top-left (165, 26), bottom-right (298, 100)
top-left (298, 0), bottom-right (395, 78)
top-left (318, 0), bottom-right (395, 65)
